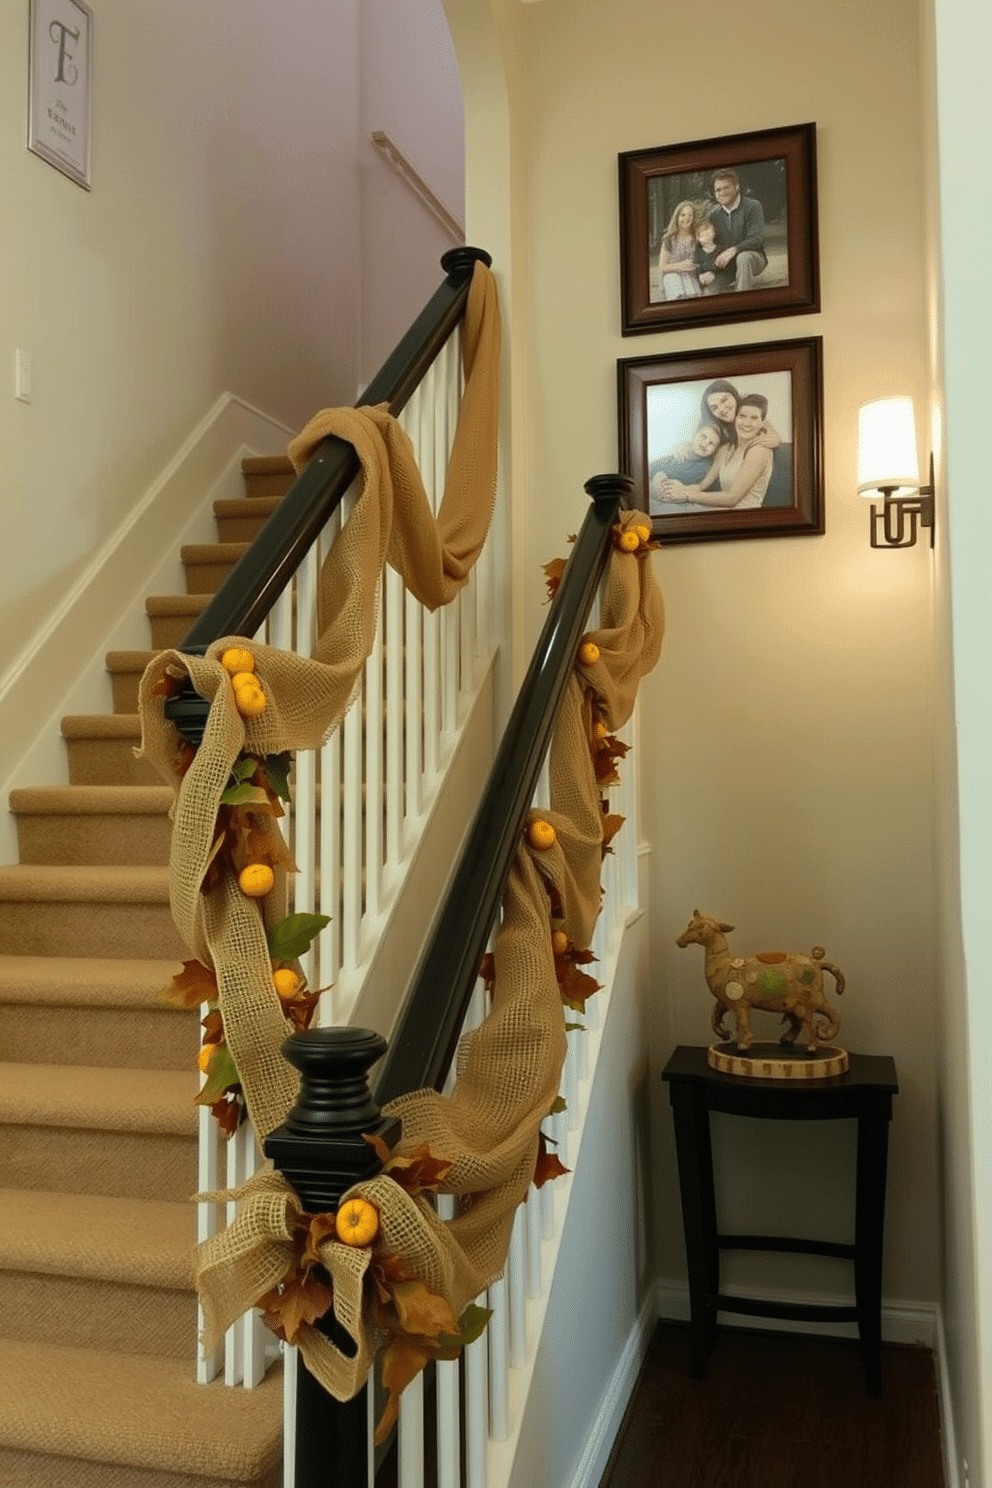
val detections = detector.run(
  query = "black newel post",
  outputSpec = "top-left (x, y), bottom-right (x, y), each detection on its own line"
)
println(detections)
top-left (264, 1027), bottom-right (401, 1488)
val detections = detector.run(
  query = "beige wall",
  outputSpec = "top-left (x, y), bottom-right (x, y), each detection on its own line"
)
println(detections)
top-left (457, 0), bottom-right (939, 1314)
top-left (1, 0), bottom-right (361, 681)
top-left (359, 0), bottom-right (465, 383)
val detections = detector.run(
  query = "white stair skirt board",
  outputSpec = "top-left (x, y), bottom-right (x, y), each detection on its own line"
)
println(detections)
top-left (562, 1292), bottom-right (659, 1488)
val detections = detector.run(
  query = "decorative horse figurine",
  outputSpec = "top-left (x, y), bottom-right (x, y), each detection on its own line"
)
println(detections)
top-left (676, 909), bottom-right (844, 1052)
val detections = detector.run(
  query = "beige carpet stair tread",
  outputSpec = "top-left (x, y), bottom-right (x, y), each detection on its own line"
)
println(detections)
top-left (180, 542), bottom-right (249, 563)
top-left (0, 955), bottom-right (183, 1007)
top-left (242, 455), bottom-right (293, 474)
top-left (0, 1339), bottom-right (283, 1481)
top-left (213, 496), bottom-right (281, 518)
top-left (0, 1063), bottom-right (196, 1133)
top-left (10, 785), bottom-right (173, 816)
top-left (0, 1189), bottom-right (195, 1287)
top-left (106, 650), bottom-right (160, 673)
top-left (145, 594), bottom-right (212, 616)
top-left (0, 863), bottom-right (170, 901)
top-left (62, 713), bottom-right (141, 739)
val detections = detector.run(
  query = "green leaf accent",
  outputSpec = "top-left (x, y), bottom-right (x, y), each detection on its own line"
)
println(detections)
top-left (232, 756), bottom-right (257, 782)
top-left (219, 782), bottom-right (271, 806)
top-left (265, 752), bottom-right (293, 802)
top-left (194, 1044), bottom-right (241, 1105)
top-left (564, 1021), bottom-right (584, 1032)
top-left (436, 1303), bottom-right (493, 1354)
top-left (267, 913), bottom-right (332, 961)
top-left (548, 1095), bottom-right (567, 1115)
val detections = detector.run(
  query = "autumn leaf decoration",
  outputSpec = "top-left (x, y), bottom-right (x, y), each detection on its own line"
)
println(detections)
top-left (255, 1209), bottom-right (337, 1345)
top-left (160, 908), bottom-right (330, 1135)
top-left (202, 752), bottom-right (296, 896)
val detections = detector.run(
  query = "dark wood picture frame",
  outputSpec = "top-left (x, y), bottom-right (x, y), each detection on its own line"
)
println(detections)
top-left (619, 123), bottom-right (819, 336)
top-left (618, 336), bottom-right (824, 545)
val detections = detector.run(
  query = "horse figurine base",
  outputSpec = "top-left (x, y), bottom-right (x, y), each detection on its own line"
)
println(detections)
top-left (708, 1041), bottom-right (849, 1080)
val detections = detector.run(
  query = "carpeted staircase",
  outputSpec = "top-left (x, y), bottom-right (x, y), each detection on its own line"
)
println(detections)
top-left (0, 457), bottom-right (295, 1488)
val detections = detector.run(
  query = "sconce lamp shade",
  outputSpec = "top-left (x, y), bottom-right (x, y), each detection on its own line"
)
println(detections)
top-left (858, 397), bottom-right (921, 497)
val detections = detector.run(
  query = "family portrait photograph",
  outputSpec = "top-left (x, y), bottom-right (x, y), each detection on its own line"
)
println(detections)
top-left (617, 337), bottom-right (824, 545)
top-left (619, 123), bottom-right (819, 335)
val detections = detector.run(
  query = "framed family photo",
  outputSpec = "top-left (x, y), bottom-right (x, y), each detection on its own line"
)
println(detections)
top-left (618, 123), bottom-right (818, 335)
top-left (617, 337), bottom-right (824, 545)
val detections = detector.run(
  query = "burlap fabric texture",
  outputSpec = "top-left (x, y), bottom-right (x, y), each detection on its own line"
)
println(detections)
top-left (138, 268), bottom-right (664, 1402)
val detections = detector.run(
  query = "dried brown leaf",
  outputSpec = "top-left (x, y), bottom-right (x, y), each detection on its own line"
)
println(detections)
top-left (533, 1131), bottom-right (571, 1188)
top-left (302, 1212), bottom-right (340, 1268)
top-left (160, 959), bottom-right (217, 1008)
top-left (258, 1267), bottom-right (334, 1344)
top-left (542, 557), bottom-right (567, 602)
top-left (375, 1335), bottom-right (434, 1444)
top-left (391, 1279), bottom-right (458, 1340)
top-left (385, 1143), bottom-right (455, 1196)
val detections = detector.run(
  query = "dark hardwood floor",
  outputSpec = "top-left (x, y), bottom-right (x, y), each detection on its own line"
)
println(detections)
top-left (598, 1322), bottom-right (945, 1488)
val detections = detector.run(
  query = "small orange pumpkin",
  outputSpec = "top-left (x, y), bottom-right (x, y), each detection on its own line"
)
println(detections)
top-left (272, 968), bottom-right (301, 1000)
top-left (221, 648), bottom-right (255, 676)
top-left (235, 684), bottom-right (267, 718)
top-left (528, 819), bottom-right (556, 851)
top-left (239, 863), bottom-right (275, 898)
top-left (578, 640), bottom-right (600, 666)
top-left (551, 930), bottom-right (570, 955)
top-left (336, 1197), bottom-right (380, 1247)
top-left (618, 530), bottom-right (640, 552)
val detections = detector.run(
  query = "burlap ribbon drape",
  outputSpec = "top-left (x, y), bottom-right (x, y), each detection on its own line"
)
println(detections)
top-left (138, 256), bottom-right (665, 1403)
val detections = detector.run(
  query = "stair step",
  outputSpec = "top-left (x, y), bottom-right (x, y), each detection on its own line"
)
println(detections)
top-left (10, 784), bottom-right (174, 866)
top-left (0, 864), bottom-right (186, 959)
top-left (0, 1063), bottom-right (197, 1201)
top-left (0, 1189), bottom-right (196, 1358)
top-left (106, 651), bottom-right (162, 714)
top-left (145, 594), bottom-right (211, 650)
top-left (181, 542), bottom-right (249, 595)
top-left (213, 494), bottom-right (281, 543)
top-left (62, 714), bottom-right (162, 787)
top-left (0, 955), bottom-right (196, 1068)
top-left (242, 453), bottom-right (296, 503)
top-left (0, 1339), bottom-right (282, 1487)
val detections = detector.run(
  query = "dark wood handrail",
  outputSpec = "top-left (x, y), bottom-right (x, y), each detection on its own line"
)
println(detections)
top-left (175, 245), bottom-right (491, 656)
top-left (374, 473), bottom-right (632, 1108)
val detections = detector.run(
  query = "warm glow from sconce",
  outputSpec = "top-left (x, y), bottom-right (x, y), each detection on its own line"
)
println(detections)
top-left (857, 397), bottom-right (921, 498)
top-left (857, 396), bottom-right (935, 549)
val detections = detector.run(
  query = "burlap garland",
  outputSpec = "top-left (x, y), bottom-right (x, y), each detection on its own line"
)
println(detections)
top-left (172, 527), bottom-right (663, 1405)
top-left (137, 258), bottom-right (665, 1406)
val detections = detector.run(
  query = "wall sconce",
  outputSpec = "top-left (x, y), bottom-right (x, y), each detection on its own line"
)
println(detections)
top-left (858, 397), bottom-right (935, 549)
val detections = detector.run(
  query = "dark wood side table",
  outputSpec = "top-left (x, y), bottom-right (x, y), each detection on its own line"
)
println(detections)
top-left (661, 1044), bottom-right (898, 1395)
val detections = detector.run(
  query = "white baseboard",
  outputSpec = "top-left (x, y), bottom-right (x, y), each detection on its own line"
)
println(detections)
top-left (0, 393), bottom-right (293, 862)
top-left (653, 1277), bottom-right (938, 1346)
top-left (565, 1290), bottom-right (658, 1488)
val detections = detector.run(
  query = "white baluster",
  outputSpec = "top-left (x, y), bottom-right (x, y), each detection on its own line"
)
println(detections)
top-left (397, 1368), bottom-right (425, 1488)
top-left (342, 683), bottom-right (363, 975)
top-left (385, 565), bottom-right (404, 875)
top-left (486, 1276), bottom-right (509, 1443)
top-left (465, 1322), bottom-right (488, 1488)
top-left (525, 1185), bottom-right (542, 1301)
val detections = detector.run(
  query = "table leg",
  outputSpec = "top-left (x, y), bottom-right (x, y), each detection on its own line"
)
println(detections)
top-left (854, 1098), bottom-right (890, 1397)
top-left (671, 1086), bottom-right (719, 1377)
